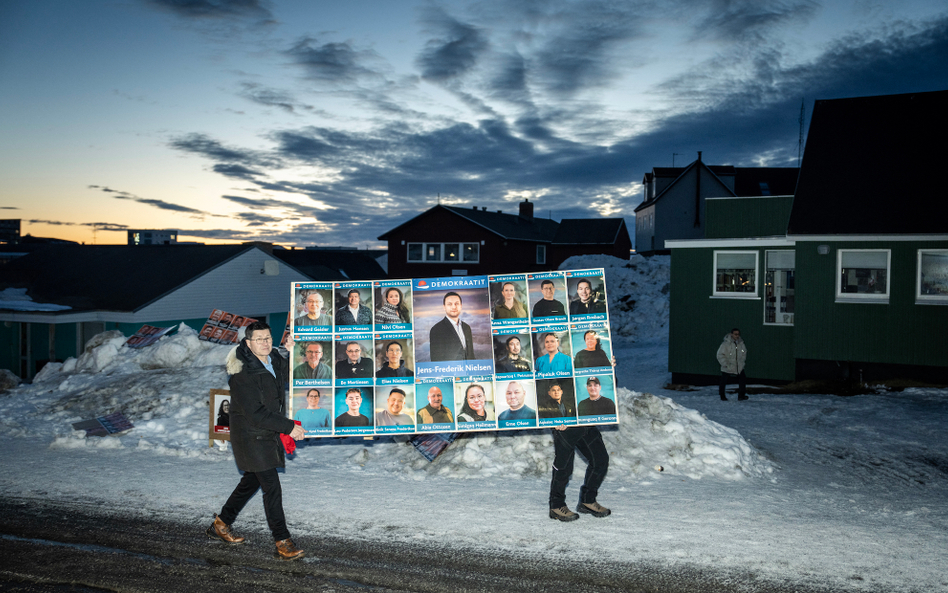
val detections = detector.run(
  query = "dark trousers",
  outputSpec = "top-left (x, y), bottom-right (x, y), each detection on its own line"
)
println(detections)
top-left (719, 370), bottom-right (746, 398)
top-left (219, 468), bottom-right (290, 541)
top-left (549, 425), bottom-right (609, 509)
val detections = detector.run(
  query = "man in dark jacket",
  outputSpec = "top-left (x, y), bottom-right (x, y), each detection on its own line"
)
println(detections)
top-left (206, 321), bottom-right (307, 561)
top-left (428, 292), bottom-right (475, 361)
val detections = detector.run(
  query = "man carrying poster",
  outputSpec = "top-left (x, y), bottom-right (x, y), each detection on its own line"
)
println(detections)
top-left (428, 292), bottom-right (474, 361)
top-left (293, 342), bottom-right (331, 380)
top-left (417, 386), bottom-right (453, 424)
top-left (496, 335), bottom-right (531, 374)
top-left (208, 322), bottom-right (306, 560)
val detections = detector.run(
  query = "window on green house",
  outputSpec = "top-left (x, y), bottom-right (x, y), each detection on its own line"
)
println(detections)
top-left (837, 249), bottom-right (889, 303)
top-left (917, 249), bottom-right (948, 304)
top-left (764, 250), bottom-right (795, 324)
top-left (713, 251), bottom-right (758, 297)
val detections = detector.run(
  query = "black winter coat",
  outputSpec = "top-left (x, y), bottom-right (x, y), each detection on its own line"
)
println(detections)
top-left (226, 341), bottom-right (296, 473)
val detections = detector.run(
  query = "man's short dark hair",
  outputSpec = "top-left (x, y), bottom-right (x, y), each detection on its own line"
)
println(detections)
top-left (307, 389), bottom-right (320, 397)
top-left (345, 341), bottom-right (361, 351)
top-left (346, 387), bottom-right (362, 396)
top-left (443, 291), bottom-right (462, 305)
top-left (384, 340), bottom-right (402, 352)
top-left (347, 289), bottom-right (361, 298)
top-left (505, 335), bottom-right (521, 349)
top-left (541, 279), bottom-right (554, 288)
top-left (245, 320), bottom-right (271, 338)
top-left (389, 388), bottom-right (406, 397)
top-left (577, 278), bottom-right (592, 290)
top-left (731, 328), bottom-right (741, 334)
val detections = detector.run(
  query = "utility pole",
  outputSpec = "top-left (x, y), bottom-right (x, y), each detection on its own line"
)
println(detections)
top-left (798, 98), bottom-right (805, 166)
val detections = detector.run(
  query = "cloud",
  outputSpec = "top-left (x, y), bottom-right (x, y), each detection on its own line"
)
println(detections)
top-left (169, 133), bottom-right (272, 166)
top-left (146, 0), bottom-right (273, 22)
top-left (0, 207), bottom-right (19, 210)
top-left (687, 0), bottom-right (819, 42)
top-left (416, 7), bottom-right (488, 82)
top-left (27, 220), bottom-right (129, 231)
top-left (285, 37), bottom-right (383, 85)
top-left (237, 82), bottom-right (300, 113)
top-left (88, 185), bottom-right (212, 216)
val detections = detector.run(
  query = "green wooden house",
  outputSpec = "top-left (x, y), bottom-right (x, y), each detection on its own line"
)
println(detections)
top-left (667, 90), bottom-right (948, 385)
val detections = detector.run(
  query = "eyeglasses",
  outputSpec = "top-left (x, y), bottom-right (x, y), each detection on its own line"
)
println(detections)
top-left (250, 336), bottom-right (273, 343)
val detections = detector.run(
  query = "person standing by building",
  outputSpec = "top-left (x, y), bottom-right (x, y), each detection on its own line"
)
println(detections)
top-left (207, 321), bottom-right (307, 561)
top-left (716, 328), bottom-right (748, 401)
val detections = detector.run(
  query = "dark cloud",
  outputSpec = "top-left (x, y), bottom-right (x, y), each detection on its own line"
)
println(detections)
top-left (285, 37), bottom-right (382, 85)
top-left (212, 163), bottom-right (265, 180)
top-left (1, 207), bottom-right (19, 210)
top-left (416, 7), bottom-right (488, 82)
top-left (88, 185), bottom-right (211, 216)
top-left (688, 0), bottom-right (819, 41)
top-left (237, 82), bottom-right (299, 113)
top-left (146, 0), bottom-right (273, 21)
top-left (27, 220), bottom-right (129, 231)
top-left (170, 133), bottom-right (271, 166)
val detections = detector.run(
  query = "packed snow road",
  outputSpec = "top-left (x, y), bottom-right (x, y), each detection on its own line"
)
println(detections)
top-left (1, 497), bottom-right (848, 593)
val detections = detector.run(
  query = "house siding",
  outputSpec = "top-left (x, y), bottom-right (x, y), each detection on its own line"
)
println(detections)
top-left (706, 196), bottom-right (794, 239)
top-left (793, 240), bottom-right (948, 371)
top-left (669, 247), bottom-right (796, 383)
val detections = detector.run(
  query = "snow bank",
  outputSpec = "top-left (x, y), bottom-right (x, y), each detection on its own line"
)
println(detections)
top-left (354, 388), bottom-right (771, 481)
top-left (560, 254), bottom-right (670, 341)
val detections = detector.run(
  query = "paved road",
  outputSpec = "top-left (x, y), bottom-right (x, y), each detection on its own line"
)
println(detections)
top-left (0, 498), bottom-right (836, 593)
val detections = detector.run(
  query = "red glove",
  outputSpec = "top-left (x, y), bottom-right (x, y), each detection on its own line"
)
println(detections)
top-left (280, 421), bottom-right (302, 454)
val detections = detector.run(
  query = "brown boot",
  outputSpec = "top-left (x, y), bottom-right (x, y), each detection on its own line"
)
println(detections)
top-left (274, 538), bottom-right (305, 561)
top-left (206, 515), bottom-right (246, 544)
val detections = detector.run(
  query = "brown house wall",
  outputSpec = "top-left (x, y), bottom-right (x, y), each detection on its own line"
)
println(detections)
top-left (385, 209), bottom-right (549, 278)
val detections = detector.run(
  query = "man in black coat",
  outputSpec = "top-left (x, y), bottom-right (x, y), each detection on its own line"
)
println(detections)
top-left (207, 321), bottom-right (307, 561)
top-left (429, 291), bottom-right (475, 361)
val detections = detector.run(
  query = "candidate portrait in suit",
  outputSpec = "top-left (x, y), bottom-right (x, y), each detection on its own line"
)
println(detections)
top-left (428, 291), bottom-right (475, 362)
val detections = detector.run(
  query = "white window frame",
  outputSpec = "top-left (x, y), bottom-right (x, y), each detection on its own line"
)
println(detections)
top-left (763, 250), bottom-right (795, 325)
top-left (836, 249), bottom-right (890, 303)
top-left (916, 249), bottom-right (948, 304)
top-left (712, 250), bottom-right (758, 298)
top-left (406, 242), bottom-right (480, 263)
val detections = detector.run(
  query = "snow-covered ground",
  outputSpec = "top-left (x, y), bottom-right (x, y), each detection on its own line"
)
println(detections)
top-left (1, 255), bottom-right (946, 592)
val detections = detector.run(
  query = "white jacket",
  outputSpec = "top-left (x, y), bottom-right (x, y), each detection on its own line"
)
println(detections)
top-left (716, 334), bottom-right (747, 374)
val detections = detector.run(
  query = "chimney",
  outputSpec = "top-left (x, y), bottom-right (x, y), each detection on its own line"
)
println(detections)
top-left (519, 199), bottom-right (534, 222)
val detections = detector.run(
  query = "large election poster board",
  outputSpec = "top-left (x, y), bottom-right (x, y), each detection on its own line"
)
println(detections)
top-left (288, 269), bottom-right (617, 437)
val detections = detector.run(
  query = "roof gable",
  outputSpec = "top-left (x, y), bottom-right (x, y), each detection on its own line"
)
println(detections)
top-left (378, 204), bottom-right (559, 243)
top-left (788, 90), bottom-right (948, 235)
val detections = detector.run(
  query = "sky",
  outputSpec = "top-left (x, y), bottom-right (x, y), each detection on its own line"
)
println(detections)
top-left (2, 0), bottom-right (947, 248)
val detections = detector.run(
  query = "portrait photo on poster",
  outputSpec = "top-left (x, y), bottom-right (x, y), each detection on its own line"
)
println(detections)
top-left (415, 379), bottom-right (456, 429)
top-left (488, 275), bottom-right (529, 324)
top-left (333, 336), bottom-right (374, 383)
top-left (494, 378), bottom-right (538, 428)
top-left (492, 328), bottom-right (533, 376)
top-left (576, 375), bottom-right (618, 420)
top-left (334, 282), bottom-right (373, 329)
top-left (374, 281), bottom-right (413, 329)
top-left (528, 273), bottom-right (568, 322)
top-left (334, 386), bottom-right (374, 431)
top-left (536, 378), bottom-right (578, 422)
top-left (565, 272), bottom-right (608, 319)
top-left (374, 336), bottom-right (414, 381)
top-left (374, 385), bottom-right (416, 433)
top-left (411, 277), bottom-right (494, 379)
top-left (454, 379), bottom-right (496, 424)
top-left (292, 387), bottom-right (332, 435)
top-left (293, 339), bottom-right (333, 383)
top-left (570, 324), bottom-right (613, 371)
top-left (533, 327), bottom-right (573, 378)
top-left (212, 393), bottom-right (231, 434)
top-left (293, 285), bottom-right (333, 331)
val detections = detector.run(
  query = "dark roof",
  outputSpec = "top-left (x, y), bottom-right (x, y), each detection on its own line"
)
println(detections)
top-left (0, 244), bottom-right (257, 312)
top-left (733, 168), bottom-right (799, 197)
top-left (788, 90), bottom-right (948, 235)
top-left (272, 249), bottom-right (386, 281)
top-left (552, 219), bottom-right (628, 245)
top-left (635, 160), bottom-right (737, 212)
top-left (378, 204), bottom-right (560, 243)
